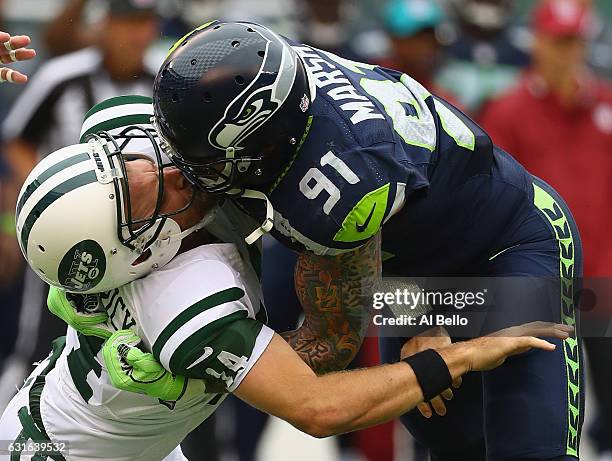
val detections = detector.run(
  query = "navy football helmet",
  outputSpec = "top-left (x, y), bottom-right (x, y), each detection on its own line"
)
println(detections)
top-left (153, 21), bottom-right (311, 194)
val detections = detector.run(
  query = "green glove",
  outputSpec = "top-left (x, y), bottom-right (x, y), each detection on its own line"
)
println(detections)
top-left (103, 330), bottom-right (187, 401)
top-left (47, 286), bottom-right (113, 339)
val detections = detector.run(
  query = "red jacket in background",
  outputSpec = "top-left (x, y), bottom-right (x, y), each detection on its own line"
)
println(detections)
top-left (480, 71), bottom-right (612, 277)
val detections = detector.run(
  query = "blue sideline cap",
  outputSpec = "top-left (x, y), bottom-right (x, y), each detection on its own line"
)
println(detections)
top-left (383, 0), bottom-right (444, 37)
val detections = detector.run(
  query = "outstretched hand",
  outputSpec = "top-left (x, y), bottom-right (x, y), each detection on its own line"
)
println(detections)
top-left (0, 31), bottom-right (36, 84)
top-left (465, 321), bottom-right (574, 372)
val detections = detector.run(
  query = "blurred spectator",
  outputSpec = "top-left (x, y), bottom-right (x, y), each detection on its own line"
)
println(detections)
top-left (480, 0), bottom-right (612, 457)
top-left (42, 0), bottom-right (97, 56)
top-left (380, 0), bottom-right (462, 109)
top-left (217, 0), bottom-right (302, 40)
top-left (436, 0), bottom-right (530, 115)
top-left (3, 0), bottom-right (158, 167)
top-left (299, 0), bottom-right (364, 60)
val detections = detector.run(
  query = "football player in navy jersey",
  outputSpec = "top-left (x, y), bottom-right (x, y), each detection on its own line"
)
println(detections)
top-left (152, 21), bottom-right (584, 461)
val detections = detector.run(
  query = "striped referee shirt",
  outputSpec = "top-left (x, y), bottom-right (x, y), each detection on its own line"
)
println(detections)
top-left (2, 47), bottom-right (156, 157)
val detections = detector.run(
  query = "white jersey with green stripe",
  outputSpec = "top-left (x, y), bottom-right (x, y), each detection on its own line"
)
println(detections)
top-left (45, 243), bottom-right (272, 460)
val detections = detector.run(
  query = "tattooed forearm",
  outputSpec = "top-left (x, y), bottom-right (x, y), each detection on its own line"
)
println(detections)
top-left (282, 233), bottom-right (382, 374)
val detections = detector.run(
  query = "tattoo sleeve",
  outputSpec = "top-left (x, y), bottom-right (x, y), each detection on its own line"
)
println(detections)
top-left (281, 233), bottom-right (382, 374)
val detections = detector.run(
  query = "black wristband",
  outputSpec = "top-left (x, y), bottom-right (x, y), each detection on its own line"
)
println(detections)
top-left (402, 349), bottom-right (453, 401)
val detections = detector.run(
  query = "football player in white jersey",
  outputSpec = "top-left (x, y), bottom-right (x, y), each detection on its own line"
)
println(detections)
top-left (0, 97), bottom-right (572, 461)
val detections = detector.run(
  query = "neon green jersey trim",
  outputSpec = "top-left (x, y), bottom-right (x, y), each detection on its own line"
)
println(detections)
top-left (268, 115), bottom-right (313, 195)
top-left (533, 182), bottom-right (581, 457)
top-left (334, 183), bottom-right (390, 243)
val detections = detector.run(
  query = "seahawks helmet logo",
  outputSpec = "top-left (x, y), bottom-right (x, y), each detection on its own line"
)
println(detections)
top-left (209, 29), bottom-right (298, 151)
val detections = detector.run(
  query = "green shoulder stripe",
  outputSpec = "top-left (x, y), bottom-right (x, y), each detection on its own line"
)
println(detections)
top-left (168, 310), bottom-right (250, 374)
top-left (152, 287), bottom-right (245, 359)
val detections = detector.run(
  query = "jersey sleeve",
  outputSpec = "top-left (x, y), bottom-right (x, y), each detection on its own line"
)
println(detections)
top-left (133, 258), bottom-right (273, 393)
top-left (167, 315), bottom-right (274, 392)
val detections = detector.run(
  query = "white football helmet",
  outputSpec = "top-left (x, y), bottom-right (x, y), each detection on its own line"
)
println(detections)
top-left (16, 127), bottom-right (205, 293)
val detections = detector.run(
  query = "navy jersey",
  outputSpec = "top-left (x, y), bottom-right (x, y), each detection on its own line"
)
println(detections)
top-left (243, 45), bottom-right (533, 274)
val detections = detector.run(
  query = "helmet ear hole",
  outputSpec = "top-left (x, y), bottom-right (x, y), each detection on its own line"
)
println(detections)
top-left (131, 249), bottom-right (152, 266)
top-left (258, 50), bottom-right (265, 58)
top-left (235, 75), bottom-right (245, 85)
top-left (203, 92), bottom-right (212, 103)
top-left (38, 245), bottom-right (45, 252)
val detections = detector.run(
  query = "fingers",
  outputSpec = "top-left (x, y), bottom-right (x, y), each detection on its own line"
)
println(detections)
top-left (8, 35), bottom-right (31, 50)
top-left (503, 336), bottom-right (556, 361)
top-left (0, 34), bottom-right (33, 56)
top-left (517, 321), bottom-right (573, 339)
top-left (491, 321), bottom-right (574, 340)
top-left (108, 329), bottom-right (141, 349)
top-left (452, 376), bottom-right (462, 389)
top-left (0, 67), bottom-right (28, 84)
top-left (522, 337), bottom-right (556, 352)
top-left (0, 32), bottom-right (36, 85)
top-left (0, 48), bottom-right (36, 65)
top-left (418, 391), bottom-right (452, 418)
top-left (417, 401), bottom-right (432, 418)
top-left (552, 323), bottom-right (574, 337)
top-left (429, 396), bottom-right (447, 416)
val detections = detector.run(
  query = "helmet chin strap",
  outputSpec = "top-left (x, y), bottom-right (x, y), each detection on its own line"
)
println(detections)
top-left (227, 188), bottom-right (274, 245)
top-left (156, 209), bottom-right (217, 248)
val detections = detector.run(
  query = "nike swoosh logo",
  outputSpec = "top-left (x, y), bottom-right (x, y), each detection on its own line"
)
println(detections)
top-left (187, 346), bottom-right (214, 370)
top-left (356, 203), bottom-right (376, 233)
